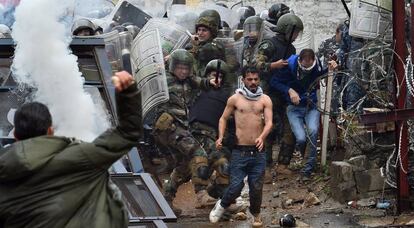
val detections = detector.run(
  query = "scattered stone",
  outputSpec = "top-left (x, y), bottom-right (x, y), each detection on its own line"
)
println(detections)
top-left (356, 197), bottom-right (376, 207)
top-left (233, 212), bottom-right (247, 220)
top-left (303, 192), bottom-right (321, 207)
top-left (280, 191), bottom-right (287, 195)
top-left (272, 191), bottom-right (280, 198)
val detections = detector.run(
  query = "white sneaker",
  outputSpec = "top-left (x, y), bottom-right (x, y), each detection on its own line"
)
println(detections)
top-left (209, 199), bottom-right (225, 223)
top-left (227, 197), bottom-right (248, 213)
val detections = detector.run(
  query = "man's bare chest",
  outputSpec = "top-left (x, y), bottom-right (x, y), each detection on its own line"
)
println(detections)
top-left (235, 99), bottom-right (264, 115)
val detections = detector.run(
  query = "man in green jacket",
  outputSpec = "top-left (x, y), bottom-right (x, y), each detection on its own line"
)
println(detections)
top-left (0, 71), bottom-right (141, 228)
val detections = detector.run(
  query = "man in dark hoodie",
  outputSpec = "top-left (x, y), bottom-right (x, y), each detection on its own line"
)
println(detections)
top-left (0, 71), bottom-right (141, 228)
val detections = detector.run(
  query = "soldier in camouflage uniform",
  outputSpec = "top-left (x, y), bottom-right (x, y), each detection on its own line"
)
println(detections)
top-left (189, 59), bottom-right (232, 199)
top-left (153, 49), bottom-right (219, 214)
top-left (254, 14), bottom-right (303, 175)
top-left (241, 16), bottom-right (264, 67)
top-left (317, 23), bottom-right (343, 115)
top-left (190, 9), bottom-right (226, 78)
top-left (317, 24), bottom-right (342, 68)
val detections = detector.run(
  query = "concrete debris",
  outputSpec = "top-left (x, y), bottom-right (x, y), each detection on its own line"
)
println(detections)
top-left (272, 191), bottom-right (280, 198)
top-left (354, 169), bottom-right (386, 193)
top-left (303, 192), bottom-right (321, 207)
top-left (330, 161), bottom-right (357, 203)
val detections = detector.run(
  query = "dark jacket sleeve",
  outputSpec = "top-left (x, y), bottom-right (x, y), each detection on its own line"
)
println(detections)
top-left (81, 83), bottom-right (142, 169)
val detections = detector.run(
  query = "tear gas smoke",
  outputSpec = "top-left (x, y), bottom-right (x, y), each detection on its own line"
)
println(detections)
top-left (12, 0), bottom-right (110, 142)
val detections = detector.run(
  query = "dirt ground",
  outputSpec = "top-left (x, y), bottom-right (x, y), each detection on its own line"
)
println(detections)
top-left (160, 154), bottom-right (413, 228)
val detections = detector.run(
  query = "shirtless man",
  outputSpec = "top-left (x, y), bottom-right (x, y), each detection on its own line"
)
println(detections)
top-left (209, 66), bottom-right (273, 227)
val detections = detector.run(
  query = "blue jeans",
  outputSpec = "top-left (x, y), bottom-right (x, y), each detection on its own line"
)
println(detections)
top-left (220, 147), bottom-right (266, 215)
top-left (286, 105), bottom-right (320, 177)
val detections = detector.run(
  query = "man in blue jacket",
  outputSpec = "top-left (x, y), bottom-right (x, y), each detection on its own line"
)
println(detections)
top-left (270, 48), bottom-right (337, 180)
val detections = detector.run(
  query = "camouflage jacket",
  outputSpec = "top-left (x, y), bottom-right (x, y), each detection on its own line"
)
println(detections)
top-left (0, 84), bottom-right (142, 228)
top-left (191, 40), bottom-right (225, 78)
top-left (242, 42), bottom-right (259, 67)
top-left (317, 35), bottom-right (340, 68)
top-left (253, 34), bottom-right (295, 73)
top-left (157, 72), bottom-right (211, 125)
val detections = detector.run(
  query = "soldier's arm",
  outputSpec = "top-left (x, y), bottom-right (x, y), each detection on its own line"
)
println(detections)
top-left (253, 40), bottom-right (288, 72)
top-left (253, 40), bottom-right (274, 73)
top-left (190, 75), bottom-right (212, 90)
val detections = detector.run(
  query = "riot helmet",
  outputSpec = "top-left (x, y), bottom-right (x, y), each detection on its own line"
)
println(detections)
top-left (169, 49), bottom-right (194, 79)
top-left (218, 21), bottom-right (231, 38)
top-left (196, 9), bottom-right (221, 38)
top-left (71, 18), bottom-right (96, 36)
top-left (268, 3), bottom-right (290, 25)
top-left (237, 6), bottom-right (256, 29)
top-left (275, 13), bottom-right (303, 42)
top-left (204, 59), bottom-right (229, 78)
top-left (243, 16), bottom-right (263, 45)
top-left (0, 24), bottom-right (11, 38)
top-left (216, 2), bottom-right (228, 8)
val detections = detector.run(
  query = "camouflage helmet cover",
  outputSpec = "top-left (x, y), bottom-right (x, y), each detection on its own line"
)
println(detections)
top-left (169, 49), bottom-right (194, 73)
top-left (196, 9), bottom-right (221, 37)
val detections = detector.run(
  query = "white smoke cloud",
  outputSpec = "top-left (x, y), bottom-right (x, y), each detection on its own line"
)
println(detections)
top-left (11, 0), bottom-right (110, 142)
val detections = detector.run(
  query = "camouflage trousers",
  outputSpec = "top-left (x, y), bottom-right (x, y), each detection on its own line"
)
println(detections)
top-left (190, 122), bottom-right (231, 199)
top-left (153, 113), bottom-right (209, 198)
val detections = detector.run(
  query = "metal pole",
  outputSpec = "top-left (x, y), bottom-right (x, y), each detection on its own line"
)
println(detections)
top-left (394, 0), bottom-right (409, 213)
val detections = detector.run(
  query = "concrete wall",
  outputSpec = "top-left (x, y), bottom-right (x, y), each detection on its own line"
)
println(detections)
top-left (209, 0), bottom-right (350, 50)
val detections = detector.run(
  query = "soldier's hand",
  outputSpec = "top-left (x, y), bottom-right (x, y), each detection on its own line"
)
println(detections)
top-left (255, 137), bottom-right (264, 151)
top-left (209, 78), bottom-right (220, 88)
top-left (328, 60), bottom-right (338, 71)
top-left (270, 59), bottom-right (288, 69)
top-left (112, 71), bottom-right (135, 92)
top-left (216, 137), bottom-right (223, 150)
top-left (190, 35), bottom-right (199, 46)
top-left (288, 88), bottom-right (300, 105)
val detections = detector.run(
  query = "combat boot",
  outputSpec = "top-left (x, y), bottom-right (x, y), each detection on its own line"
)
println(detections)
top-left (276, 164), bottom-right (292, 175)
top-left (195, 190), bottom-right (217, 209)
top-left (252, 214), bottom-right (263, 227)
top-left (264, 168), bottom-right (273, 184)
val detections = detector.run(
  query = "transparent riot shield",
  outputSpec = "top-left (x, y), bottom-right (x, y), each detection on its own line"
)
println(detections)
top-left (140, 18), bottom-right (190, 56)
top-left (214, 37), bottom-right (243, 89)
top-left (119, 31), bottom-right (133, 73)
top-left (111, 1), bottom-right (152, 29)
top-left (194, 3), bottom-right (239, 30)
top-left (262, 20), bottom-right (276, 39)
top-left (168, 4), bottom-right (198, 34)
top-left (131, 29), bottom-right (169, 118)
top-left (97, 30), bottom-right (123, 73)
top-left (74, 0), bottom-right (114, 19)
